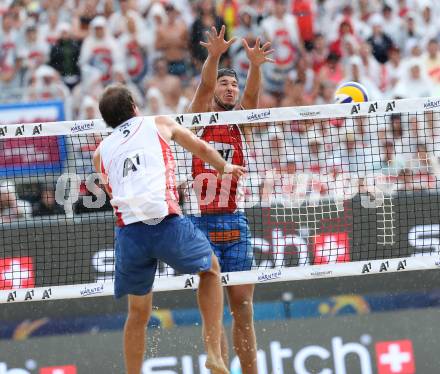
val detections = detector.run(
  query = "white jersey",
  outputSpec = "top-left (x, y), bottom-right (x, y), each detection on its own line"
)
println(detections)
top-left (99, 116), bottom-right (181, 226)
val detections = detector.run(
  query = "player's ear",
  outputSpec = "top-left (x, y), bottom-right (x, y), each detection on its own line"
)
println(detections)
top-left (133, 104), bottom-right (140, 117)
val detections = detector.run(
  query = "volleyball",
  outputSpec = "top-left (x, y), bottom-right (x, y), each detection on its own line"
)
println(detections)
top-left (334, 81), bottom-right (369, 104)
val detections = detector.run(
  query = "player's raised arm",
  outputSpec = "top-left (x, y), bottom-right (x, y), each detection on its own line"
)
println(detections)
top-left (188, 25), bottom-right (236, 113)
top-left (240, 37), bottom-right (274, 110)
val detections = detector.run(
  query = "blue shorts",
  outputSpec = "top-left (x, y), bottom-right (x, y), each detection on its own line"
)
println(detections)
top-left (190, 212), bottom-right (253, 272)
top-left (114, 215), bottom-right (212, 298)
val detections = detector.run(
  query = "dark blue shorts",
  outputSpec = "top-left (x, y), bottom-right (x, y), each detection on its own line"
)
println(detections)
top-left (114, 215), bottom-right (212, 298)
top-left (190, 212), bottom-right (253, 272)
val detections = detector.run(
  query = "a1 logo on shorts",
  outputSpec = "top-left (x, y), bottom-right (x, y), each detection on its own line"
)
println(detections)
top-left (375, 340), bottom-right (415, 374)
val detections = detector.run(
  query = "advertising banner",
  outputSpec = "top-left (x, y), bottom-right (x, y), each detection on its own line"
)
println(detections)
top-left (0, 192), bottom-right (439, 290)
top-left (0, 308), bottom-right (439, 373)
top-left (0, 101), bottom-right (66, 177)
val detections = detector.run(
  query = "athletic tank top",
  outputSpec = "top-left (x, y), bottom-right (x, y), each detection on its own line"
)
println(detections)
top-left (99, 117), bottom-right (180, 226)
top-left (192, 124), bottom-right (245, 214)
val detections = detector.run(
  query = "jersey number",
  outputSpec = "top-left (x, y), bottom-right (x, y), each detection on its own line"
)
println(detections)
top-left (218, 149), bottom-right (232, 162)
top-left (123, 154), bottom-right (140, 177)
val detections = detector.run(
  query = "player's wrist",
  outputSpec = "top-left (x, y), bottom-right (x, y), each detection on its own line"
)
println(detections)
top-left (223, 163), bottom-right (233, 174)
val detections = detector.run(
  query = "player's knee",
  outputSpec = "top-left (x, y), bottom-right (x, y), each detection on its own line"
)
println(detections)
top-left (127, 304), bottom-right (151, 326)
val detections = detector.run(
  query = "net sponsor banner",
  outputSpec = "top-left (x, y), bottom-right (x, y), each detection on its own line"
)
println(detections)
top-left (0, 101), bottom-right (66, 177)
top-left (0, 96), bottom-right (436, 138)
top-left (0, 308), bottom-right (439, 373)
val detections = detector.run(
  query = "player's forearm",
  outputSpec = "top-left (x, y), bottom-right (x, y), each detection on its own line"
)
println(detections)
top-left (200, 53), bottom-right (221, 92)
top-left (196, 141), bottom-right (227, 173)
top-left (242, 63), bottom-right (261, 109)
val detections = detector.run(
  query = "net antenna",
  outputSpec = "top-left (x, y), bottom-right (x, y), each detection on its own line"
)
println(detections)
top-left (1, 97), bottom-right (439, 303)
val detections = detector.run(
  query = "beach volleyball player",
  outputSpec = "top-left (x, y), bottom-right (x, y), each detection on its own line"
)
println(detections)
top-left (188, 26), bottom-right (274, 373)
top-left (93, 84), bottom-right (245, 374)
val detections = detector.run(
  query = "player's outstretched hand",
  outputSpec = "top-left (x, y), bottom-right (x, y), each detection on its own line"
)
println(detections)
top-left (200, 25), bottom-right (236, 58)
top-left (243, 37), bottom-right (275, 67)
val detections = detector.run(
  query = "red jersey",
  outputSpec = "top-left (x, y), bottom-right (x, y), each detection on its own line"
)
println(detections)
top-left (192, 124), bottom-right (245, 214)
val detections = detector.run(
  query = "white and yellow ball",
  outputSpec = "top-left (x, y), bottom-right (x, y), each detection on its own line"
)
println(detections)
top-left (334, 81), bottom-right (369, 104)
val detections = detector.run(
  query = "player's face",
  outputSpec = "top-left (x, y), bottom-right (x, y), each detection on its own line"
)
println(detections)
top-left (215, 76), bottom-right (239, 108)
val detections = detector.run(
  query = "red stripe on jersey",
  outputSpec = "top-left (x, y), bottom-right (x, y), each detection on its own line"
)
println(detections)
top-left (157, 134), bottom-right (181, 216)
top-left (114, 206), bottom-right (125, 227)
top-left (102, 156), bottom-right (124, 225)
top-left (192, 124), bottom-right (244, 214)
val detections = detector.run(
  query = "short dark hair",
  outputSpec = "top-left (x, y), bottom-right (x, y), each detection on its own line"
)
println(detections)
top-left (217, 68), bottom-right (238, 82)
top-left (99, 84), bottom-right (136, 128)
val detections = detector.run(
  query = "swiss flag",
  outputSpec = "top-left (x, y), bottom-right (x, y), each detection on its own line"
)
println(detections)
top-left (40, 365), bottom-right (77, 374)
top-left (376, 340), bottom-right (415, 374)
top-left (0, 257), bottom-right (35, 289)
top-left (313, 232), bottom-right (350, 264)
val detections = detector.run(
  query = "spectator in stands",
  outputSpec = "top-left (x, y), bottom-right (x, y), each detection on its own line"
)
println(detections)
top-left (318, 52), bottom-right (344, 85)
top-left (315, 80), bottom-right (336, 104)
top-left (396, 12), bottom-right (422, 53)
top-left (281, 78), bottom-right (312, 107)
top-left (345, 55), bottom-right (382, 100)
top-left (358, 41), bottom-right (383, 91)
top-left (190, 0), bottom-right (225, 71)
top-left (377, 139), bottom-right (407, 177)
top-left (144, 57), bottom-right (187, 113)
top-left (79, 16), bottom-right (122, 84)
top-left (310, 33), bottom-right (329, 73)
top-left (367, 14), bottom-right (394, 64)
top-left (381, 4), bottom-right (400, 44)
top-left (78, 95), bottom-right (99, 120)
top-left (0, 181), bottom-right (32, 223)
top-left (155, 3), bottom-right (189, 77)
top-left (302, 127), bottom-right (325, 174)
top-left (71, 65), bottom-right (104, 119)
top-left (233, 5), bottom-right (260, 41)
top-left (423, 38), bottom-right (440, 92)
top-left (417, 3), bottom-right (438, 46)
top-left (117, 14), bottom-right (150, 85)
top-left (384, 45), bottom-right (403, 95)
top-left (49, 22), bottom-right (81, 89)
top-left (393, 57), bottom-right (434, 98)
top-left (108, 0), bottom-right (145, 38)
top-left (143, 87), bottom-right (169, 115)
top-left (0, 11), bottom-right (23, 91)
top-left (38, 8), bottom-right (61, 46)
top-left (32, 186), bottom-right (64, 216)
top-left (111, 64), bottom-right (143, 107)
top-left (26, 64), bottom-right (70, 101)
top-left (261, 0), bottom-right (301, 100)
top-left (22, 22), bottom-right (49, 72)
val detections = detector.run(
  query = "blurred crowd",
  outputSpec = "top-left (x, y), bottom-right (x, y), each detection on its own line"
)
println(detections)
top-left (2, 0), bottom-right (440, 219)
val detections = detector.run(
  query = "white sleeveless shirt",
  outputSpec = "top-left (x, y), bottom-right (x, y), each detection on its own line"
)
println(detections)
top-left (99, 117), bottom-right (181, 226)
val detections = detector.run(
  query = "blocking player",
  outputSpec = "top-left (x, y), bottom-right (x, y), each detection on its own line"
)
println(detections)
top-left (93, 84), bottom-right (245, 374)
top-left (188, 25), bottom-right (274, 373)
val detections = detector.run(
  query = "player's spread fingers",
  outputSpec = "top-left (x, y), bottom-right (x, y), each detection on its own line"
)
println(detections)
top-left (264, 49), bottom-right (275, 56)
top-left (242, 38), bottom-right (250, 50)
top-left (219, 25), bottom-right (226, 38)
top-left (262, 42), bottom-right (272, 51)
top-left (254, 37), bottom-right (260, 48)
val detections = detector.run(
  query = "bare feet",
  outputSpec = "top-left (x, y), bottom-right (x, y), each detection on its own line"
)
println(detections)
top-left (206, 355), bottom-right (230, 374)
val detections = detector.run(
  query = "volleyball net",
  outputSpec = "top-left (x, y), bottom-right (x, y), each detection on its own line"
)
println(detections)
top-left (1, 97), bottom-right (440, 303)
